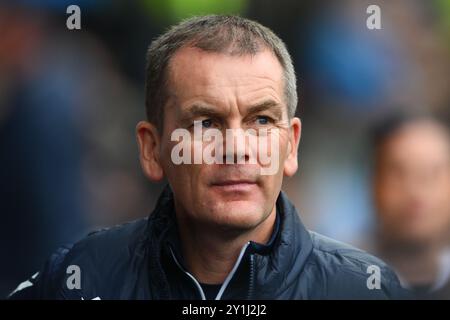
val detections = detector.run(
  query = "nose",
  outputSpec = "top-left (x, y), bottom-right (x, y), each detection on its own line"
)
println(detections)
top-left (222, 128), bottom-right (251, 164)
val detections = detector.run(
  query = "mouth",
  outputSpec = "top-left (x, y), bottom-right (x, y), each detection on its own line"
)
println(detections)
top-left (210, 179), bottom-right (258, 193)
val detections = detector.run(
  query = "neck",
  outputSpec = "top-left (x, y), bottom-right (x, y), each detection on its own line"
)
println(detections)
top-left (176, 206), bottom-right (277, 284)
top-left (379, 238), bottom-right (443, 286)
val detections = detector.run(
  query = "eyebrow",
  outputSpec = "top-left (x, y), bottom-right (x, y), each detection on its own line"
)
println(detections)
top-left (246, 100), bottom-right (283, 120)
top-left (183, 103), bottom-right (223, 119)
top-left (180, 99), bottom-right (284, 123)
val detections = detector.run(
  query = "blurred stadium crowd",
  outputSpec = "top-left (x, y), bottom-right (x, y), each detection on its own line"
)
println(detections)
top-left (0, 0), bottom-right (449, 298)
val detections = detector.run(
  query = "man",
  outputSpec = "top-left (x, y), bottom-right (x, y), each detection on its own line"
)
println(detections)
top-left (9, 15), bottom-right (406, 300)
top-left (372, 113), bottom-right (450, 299)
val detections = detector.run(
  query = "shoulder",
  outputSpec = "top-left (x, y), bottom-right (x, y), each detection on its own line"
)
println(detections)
top-left (70, 218), bottom-right (149, 257)
top-left (308, 231), bottom-right (391, 274)
top-left (9, 218), bottom-right (150, 300)
top-left (60, 218), bottom-right (150, 270)
top-left (304, 231), bottom-right (408, 299)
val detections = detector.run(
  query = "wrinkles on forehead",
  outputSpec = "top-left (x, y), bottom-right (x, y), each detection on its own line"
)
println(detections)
top-left (163, 46), bottom-right (287, 129)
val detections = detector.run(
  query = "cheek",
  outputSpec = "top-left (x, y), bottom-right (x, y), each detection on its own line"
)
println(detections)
top-left (382, 189), bottom-right (404, 211)
top-left (263, 130), bottom-right (289, 164)
top-left (375, 185), bottom-right (402, 219)
top-left (160, 141), bottom-right (193, 186)
top-left (436, 177), bottom-right (450, 202)
top-left (430, 188), bottom-right (450, 217)
top-left (259, 173), bottom-right (284, 202)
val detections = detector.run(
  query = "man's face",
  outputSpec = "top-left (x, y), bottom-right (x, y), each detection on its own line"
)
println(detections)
top-left (374, 121), bottom-right (450, 246)
top-left (138, 46), bottom-right (301, 232)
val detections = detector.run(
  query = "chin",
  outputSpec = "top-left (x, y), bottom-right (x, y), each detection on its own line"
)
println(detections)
top-left (391, 230), bottom-right (435, 247)
top-left (206, 200), bottom-right (269, 230)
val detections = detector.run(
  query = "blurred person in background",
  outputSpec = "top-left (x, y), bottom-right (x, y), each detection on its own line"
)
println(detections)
top-left (281, 0), bottom-right (450, 244)
top-left (372, 113), bottom-right (450, 299)
top-left (0, 4), bottom-right (87, 295)
top-left (0, 2), bottom-right (156, 297)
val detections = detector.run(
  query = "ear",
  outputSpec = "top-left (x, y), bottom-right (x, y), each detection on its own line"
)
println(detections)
top-left (136, 121), bottom-right (164, 181)
top-left (283, 117), bottom-right (302, 177)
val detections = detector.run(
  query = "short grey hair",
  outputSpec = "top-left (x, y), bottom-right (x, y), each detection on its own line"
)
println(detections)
top-left (145, 15), bottom-right (298, 130)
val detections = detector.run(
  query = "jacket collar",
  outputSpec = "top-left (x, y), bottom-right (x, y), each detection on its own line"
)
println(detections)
top-left (249, 188), bottom-right (313, 299)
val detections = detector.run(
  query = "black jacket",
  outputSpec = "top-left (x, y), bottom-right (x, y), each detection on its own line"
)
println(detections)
top-left (8, 185), bottom-right (408, 299)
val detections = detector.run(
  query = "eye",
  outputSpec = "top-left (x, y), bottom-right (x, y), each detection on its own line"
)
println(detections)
top-left (255, 116), bottom-right (271, 125)
top-left (201, 119), bottom-right (213, 128)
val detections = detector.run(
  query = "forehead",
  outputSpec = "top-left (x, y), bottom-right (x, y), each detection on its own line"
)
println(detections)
top-left (379, 122), bottom-right (450, 165)
top-left (166, 46), bottom-right (284, 106)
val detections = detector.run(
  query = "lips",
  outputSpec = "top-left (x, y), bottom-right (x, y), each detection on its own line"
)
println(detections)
top-left (210, 179), bottom-right (257, 193)
top-left (212, 179), bottom-right (255, 186)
